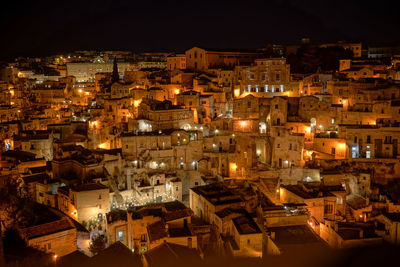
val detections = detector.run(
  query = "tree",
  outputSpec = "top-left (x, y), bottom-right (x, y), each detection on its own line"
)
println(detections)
top-left (89, 235), bottom-right (106, 255)
top-left (0, 177), bottom-right (35, 228)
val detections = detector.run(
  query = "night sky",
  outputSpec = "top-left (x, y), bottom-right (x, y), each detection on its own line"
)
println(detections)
top-left (1, 0), bottom-right (400, 59)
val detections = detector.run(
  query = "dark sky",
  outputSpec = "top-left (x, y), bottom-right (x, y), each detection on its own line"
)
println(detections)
top-left (1, 0), bottom-right (400, 59)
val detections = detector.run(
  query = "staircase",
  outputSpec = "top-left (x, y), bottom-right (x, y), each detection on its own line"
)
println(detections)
top-left (345, 205), bottom-right (355, 222)
top-left (256, 179), bottom-right (282, 205)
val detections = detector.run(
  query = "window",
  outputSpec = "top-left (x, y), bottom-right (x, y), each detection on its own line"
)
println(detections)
top-left (118, 231), bottom-right (123, 242)
top-left (98, 194), bottom-right (102, 200)
top-left (331, 147), bottom-right (336, 155)
top-left (140, 234), bottom-right (147, 242)
top-left (289, 144), bottom-right (292, 150)
top-left (247, 239), bottom-right (250, 245)
top-left (248, 101), bottom-right (251, 108)
top-left (354, 136), bottom-right (357, 143)
top-left (176, 186), bottom-right (179, 191)
top-left (277, 144), bottom-right (280, 148)
top-left (367, 135), bottom-right (371, 143)
top-left (275, 104), bottom-right (278, 109)
top-left (47, 243), bottom-right (51, 250)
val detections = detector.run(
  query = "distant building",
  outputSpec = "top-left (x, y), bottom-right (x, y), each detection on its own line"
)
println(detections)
top-left (67, 62), bottom-right (131, 82)
top-left (167, 54), bottom-right (186, 71)
top-left (185, 47), bottom-right (262, 71)
top-left (320, 42), bottom-right (362, 57)
top-left (70, 183), bottom-right (110, 223)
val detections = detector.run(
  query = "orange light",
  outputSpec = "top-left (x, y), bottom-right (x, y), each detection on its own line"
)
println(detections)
top-left (230, 162), bottom-right (237, 171)
top-left (98, 143), bottom-right (108, 149)
top-left (338, 143), bottom-right (346, 150)
top-left (174, 89), bottom-right (180, 95)
top-left (234, 89), bottom-right (240, 97)
top-left (133, 99), bottom-right (141, 107)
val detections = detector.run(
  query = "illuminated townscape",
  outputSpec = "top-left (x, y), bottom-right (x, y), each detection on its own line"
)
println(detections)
top-left (2, 1), bottom-right (400, 267)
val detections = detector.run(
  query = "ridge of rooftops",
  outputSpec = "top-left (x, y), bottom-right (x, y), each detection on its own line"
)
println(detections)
top-left (140, 98), bottom-right (185, 110)
top-left (106, 200), bottom-right (190, 223)
top-left (1, 150), bottom-right (37, 161)
top-left (121, 128), bottom-right (201, 137)
top-left (281, 183), bottom-right (345, 199)
top-left (190, 46), bottom-right (262, 53)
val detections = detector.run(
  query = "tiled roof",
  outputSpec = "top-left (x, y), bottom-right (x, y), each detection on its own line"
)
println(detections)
top-left (20, 217), bottom-right (75, 239)
top-left (147, 221), bottom-right (167, 242)
top-left (144, 242), bottom-right (201, 266)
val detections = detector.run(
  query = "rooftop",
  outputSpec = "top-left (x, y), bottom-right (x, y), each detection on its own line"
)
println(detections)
top-left (190, 182), bottom-right (244, 206)
top-left (232, 214), bottom-right (262, 235)
top-left (268, 225), bottom-right (326, 251)
top-left (71, 183), bottom-right (108, 192)
top-left (144, 242), bottom-right (201, 266)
